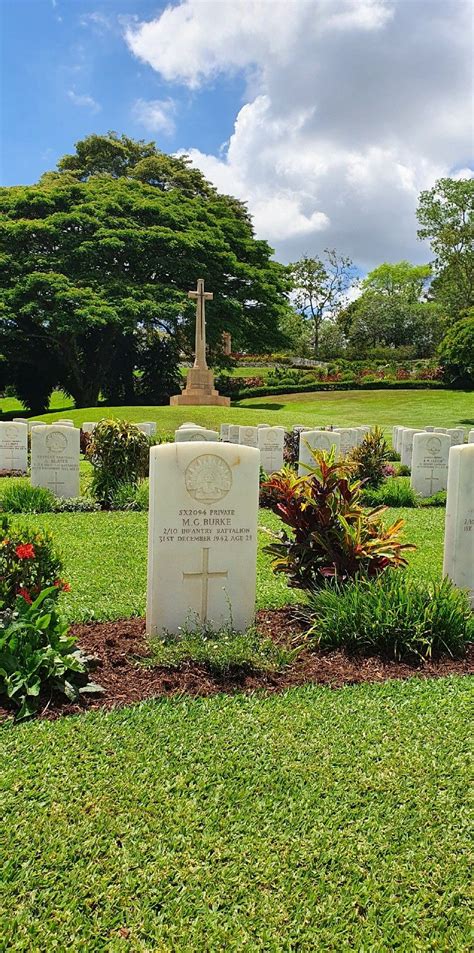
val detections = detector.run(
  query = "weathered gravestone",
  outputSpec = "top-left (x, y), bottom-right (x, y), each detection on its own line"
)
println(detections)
top-left (298, 430), bottom-right (341, 476)
top-left (175, 427), bottom-right (218, 443)
top-left (0, 422), bottom-right (28, 472)
top-left (136, 423), bottom-right (153, 436)
top-left (239, 426), bottom-right (258, 447)
top-left (425, 426), bottom-right (435, 432)
top-left (220, 424), bottom-right (229, 441)
top-left (13, 417), bottom-right (28, 425)
top-left (443, 444), bottom-right (474, 607)
top-left (400, 429), bottom-right (424, 468)
top-left (147, 442), bottom-right (260, 634)
top-left (334, 428), bottom-right (358, 457)
top-left (446, 428), bottom-right (465, 446)
top-left (469, 430), bottom-right (474, 444)
top-left (82, 422), bottom-right (97, 434)
top-left (410, 433), bottom-right (450, 497)
top-left (27, 420), bottom-right (43, 432)
top-left (258, 427), bottom-right (285, 473)
top-left (228, 425), bottom-right (240, 444)
top-left (31, 425), bottom-right (80, 497)
top-left (56, 420), bottom-right (75, 427)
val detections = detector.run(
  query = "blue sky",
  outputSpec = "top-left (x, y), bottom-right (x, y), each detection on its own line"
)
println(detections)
top-left (2, 0), bottom-right (472, 267)
top-left (1, 0), bottom-right (244, 185)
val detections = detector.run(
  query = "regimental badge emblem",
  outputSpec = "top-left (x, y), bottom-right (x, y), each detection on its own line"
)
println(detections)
top-left (46, 430), bottom-right (68, 453)
top-left (426, 436), bottom-right (442, 455)
top-left (185, 454), bottom-right (233, 503)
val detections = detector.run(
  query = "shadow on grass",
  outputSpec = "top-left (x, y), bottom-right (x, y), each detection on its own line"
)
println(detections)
top-left (233, 402), bottom-right (285, 411)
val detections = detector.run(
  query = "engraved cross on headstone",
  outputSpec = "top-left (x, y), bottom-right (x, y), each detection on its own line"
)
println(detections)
top-left (49, 473), bottom-right (65, 495)
top-left (188, 278), bottom-right (213, 370)
top-left (425, 469), bottom-right (440, 495)
top-left (182, 546), bottom-right (228, 623)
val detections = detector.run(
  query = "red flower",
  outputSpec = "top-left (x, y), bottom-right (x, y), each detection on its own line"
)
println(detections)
top-left (17, 588), bottom-right (32, 604)
top-left (15, 543), bottom-right (35, 560)
top-left (54, 579), bottom-right (71, 592)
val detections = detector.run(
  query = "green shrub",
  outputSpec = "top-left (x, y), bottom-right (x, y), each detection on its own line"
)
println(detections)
top-left (362, 478), bottom-right (419, 508)
top-left (52, 497), bottom-right (100, 512)
top-left (0, 483), bottom-right (55, 513)
top-left (148, 622), bottom-right (294, 676)
top-left (262, 453), bottom-right (413, 590)
top-left (348, 426), bottom-right (391, 488)
top-left (87, 419), bottom-right (150, 504)
top-left (0, 587), bottom-right (102, 720)
top-left (304, 573), bottom-right (473, 661)
top-left (0, 517), bottom-right (64, 608)
top-left (438, 315), bottom-right (474, 388)
top-left (420, 490), bottom-right (447, 507)
top-left (398, 464), bottom-right (411, 476)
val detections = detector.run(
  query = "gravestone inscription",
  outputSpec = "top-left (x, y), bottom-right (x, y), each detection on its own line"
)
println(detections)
top-left (31, 425), bottom-right (80, 497)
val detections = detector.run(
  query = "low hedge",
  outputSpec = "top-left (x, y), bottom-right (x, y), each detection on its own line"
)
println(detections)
top-left (232, 380), bottom-right (446, 401)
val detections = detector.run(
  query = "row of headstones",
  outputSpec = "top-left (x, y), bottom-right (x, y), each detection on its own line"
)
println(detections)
top-left (146, 439), bottom-right (474, 636)
top-left (0, 419), bottom-right (159, 498)
top-left (174, 422), bottom-right (373, 475)
top-left (393, 426), bottom-right (474, 498)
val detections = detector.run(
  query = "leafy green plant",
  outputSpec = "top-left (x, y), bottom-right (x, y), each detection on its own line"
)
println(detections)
top-left (398, 464), bottom-right (411, 476)
top-left (148, 621), bottom-right (295, 676)
top-left (304, 572), bottom-right (473, 660)
top-left (51, 497), bottom-right (100, 512)
top-left (0, 517), bottom-right (65, 608)
top-left (362, 478), bottom-right (419, 508)
top-left (0, 586), bottom-right (102, 720)
top-left (0, 482), bottom-right (55, 513)
top-left (262, 452), bottom-right (413, 590)
top-left (348, 426), bottom-right (391, 488)
top-left (87, 419), bottom-right (150, 505)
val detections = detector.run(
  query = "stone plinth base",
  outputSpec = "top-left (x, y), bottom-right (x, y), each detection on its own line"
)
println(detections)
top-left (170, 367), bottom-right (230, 407)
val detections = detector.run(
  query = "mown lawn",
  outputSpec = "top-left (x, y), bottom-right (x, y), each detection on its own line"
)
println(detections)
top-left (1, 678), bottom-right (472, 951)
top-left (8, 506), bottom-right (444, 623)
top-left (7, 388), bottom-right (473, 434)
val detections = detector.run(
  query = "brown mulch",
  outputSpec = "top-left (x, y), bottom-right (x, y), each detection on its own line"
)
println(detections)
top-left (1, 607), bottom-right (472, 722)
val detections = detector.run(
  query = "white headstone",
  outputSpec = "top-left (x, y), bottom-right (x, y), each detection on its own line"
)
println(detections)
top-left (433, 428), bottom-right (447, 434)
top-left (31, 425), bottom-right (80, 498)
top-left (13, 418), bottom-right (28, 425)
top-left (400, 429), bottom-right (424, 468)
top-left (56, 419), bottom-right (75, 426)
top-left (228, 425), bottom-right (240, 444)
top-left (335, 428), bottom-right (358, 457)
top-left (469, 430), bottom-right (474, 444)
top-left (27, 420), bottom-right (43, 432)
top-left (443, 444), bottom-right (474, 607)
top-left (136, 423), bottom-right (153, 436)
top-left (220, 424), bottom-right (230, 441)
top-left (81, 422), bottom-right (97, 434)
top-left (144, 421), bottom-right (157, 435)
top-left (257, 424), bottom-right (270, 429)
top-left (446, 428), bottom-right (465, 447)
top-left (0, 422), bottom-right (28, 472)
top-left (179, 422), bottom-right (201, 429)
top-left (175, 428), bottom-right (218, 443)
top-left (425, 426), bottom-right (435, 432)
top-left (298, 430), bottom-right (341, 476)
top-left (410, 433), bottom-right (450, 497)
top-left (147, 442), bottom-right (260, 635)
top-left (258, 427), bottom-right (285, 473)
top-left (395, 427), bottom-right (405, 453)
top-left (239, 426), bottom-right (258, 447)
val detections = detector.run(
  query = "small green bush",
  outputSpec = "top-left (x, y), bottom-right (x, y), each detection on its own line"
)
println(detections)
top-left (362, 478), bottom-right (419, 508)
top-left (0, 517), bottom-right (64, 608)
top-left (148, 622), bottom-right (295, 676)
top-left (305, 572), bottom-right (473, 661)
top-left (0, 483), bottom-right (55, 513)
top-left (87, 419), bottom-right (150, 505)
top-left (52, 497), bottom-right (100, 512)
top-left (0, 587), bottom-right (102, 720)
top-left (397, 464), bottom-right (411, 476)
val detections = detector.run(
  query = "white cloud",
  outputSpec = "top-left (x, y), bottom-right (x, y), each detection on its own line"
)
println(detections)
top-left (132, 98), bottom-right (176, 135)
top-left (124, 0), bottom-right (473, 267)
top-left (67, 89), bottom-right (101, 113)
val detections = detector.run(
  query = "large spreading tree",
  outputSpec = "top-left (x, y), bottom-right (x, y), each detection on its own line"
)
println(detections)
top-left (417, 176), bottom-right (474, 321)
top-left (0, 133), bottom-right (291, 411)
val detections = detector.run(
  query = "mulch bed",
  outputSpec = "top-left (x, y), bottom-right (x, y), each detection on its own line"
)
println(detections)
top-left (1, 607), bottom-right (472, 721)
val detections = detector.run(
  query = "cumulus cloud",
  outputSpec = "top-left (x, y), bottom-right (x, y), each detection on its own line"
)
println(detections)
top-left (67, 89), bottom-right (101, 113)
top-left (124, 0), bottom-right (473, 267)
top-left (132, 98), bottom-right (176, 135)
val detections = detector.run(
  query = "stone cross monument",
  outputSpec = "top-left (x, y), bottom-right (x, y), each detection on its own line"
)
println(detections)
top-left (170, 278), bottom-right (230, 406)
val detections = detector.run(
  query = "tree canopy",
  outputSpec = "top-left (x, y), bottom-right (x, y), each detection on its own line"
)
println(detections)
top-left (417, 177), bottom-right (474, 320)
top-left (0, 133), bottom-right (290, 410)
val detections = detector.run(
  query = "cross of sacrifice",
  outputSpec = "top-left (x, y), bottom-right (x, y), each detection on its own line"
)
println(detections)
top-left (425, 469), bottom-right (440, 495)
top-left (182, 547), bottom-right (228, 623)
top-left (188, 278), bottom-right (213, 370)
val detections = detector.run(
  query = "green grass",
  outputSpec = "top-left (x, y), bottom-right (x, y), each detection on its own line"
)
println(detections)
top-left (1, 678), bottom-right (472, 950)
top-left (0, 389), bottom-right (73, 417)
top-left (6, 388), bottom-right (472, 434)
top-left (7, 507), bottom-right (444, 623)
